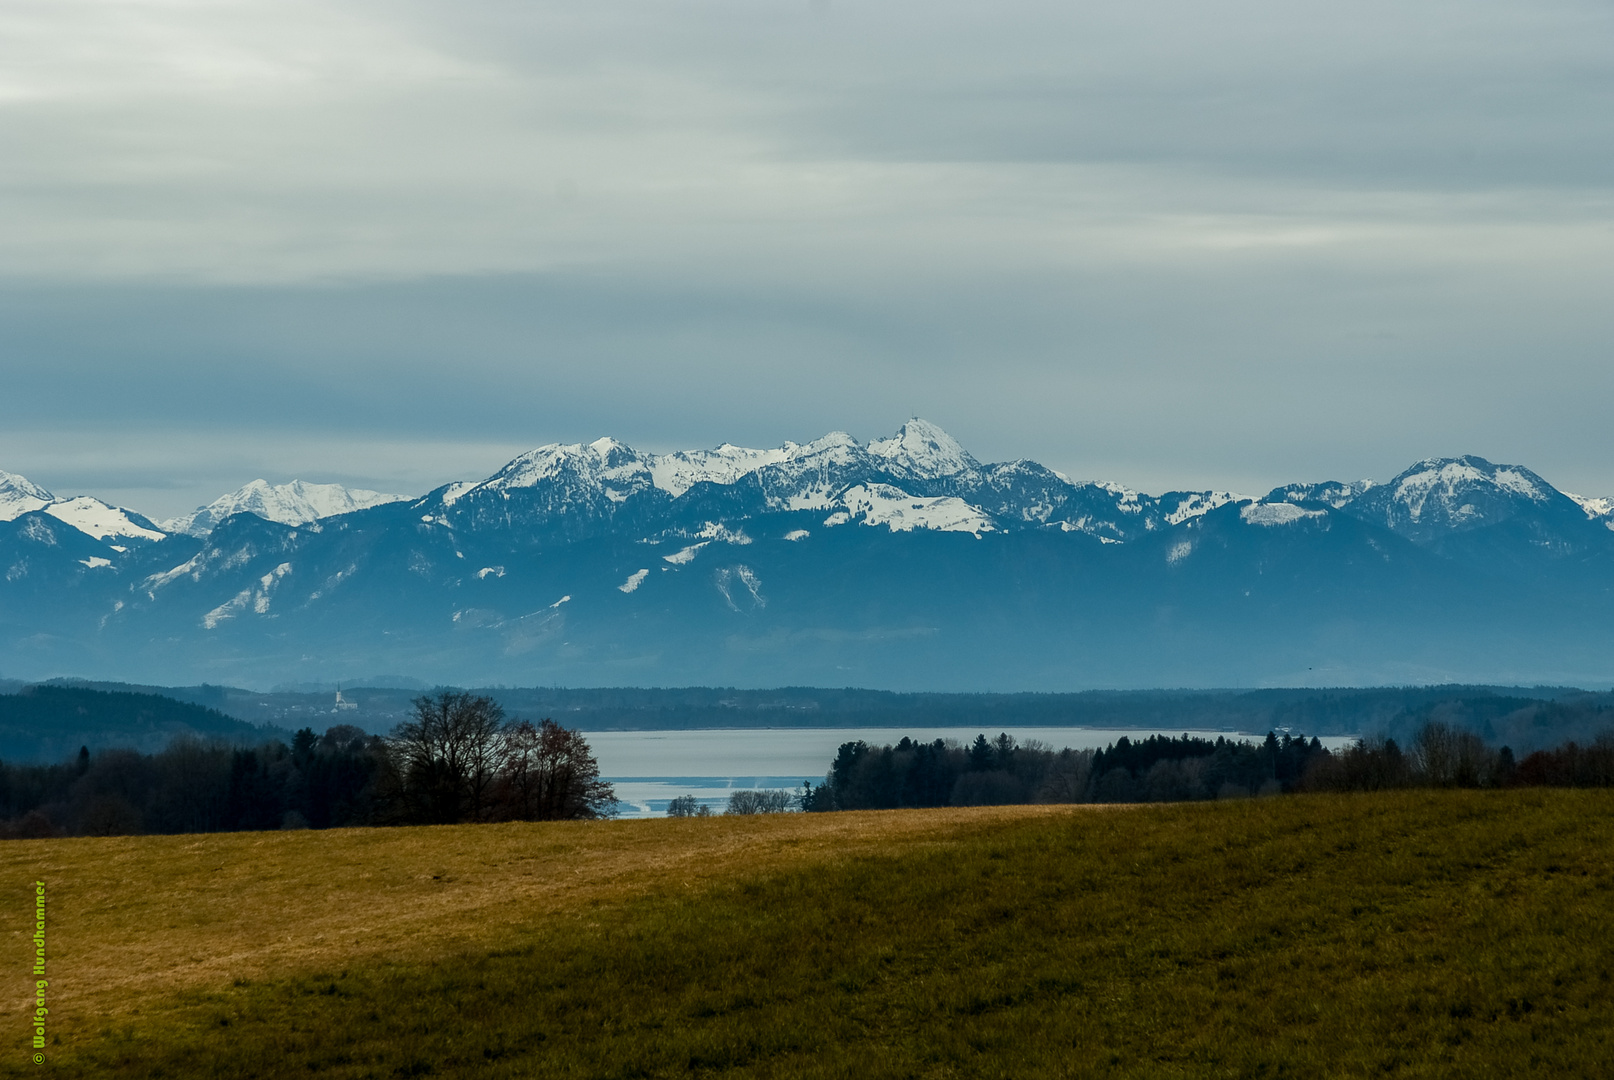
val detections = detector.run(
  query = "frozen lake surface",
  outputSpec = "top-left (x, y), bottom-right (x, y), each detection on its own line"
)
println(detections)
top-left (593, 726), bottom-right (1360, 818)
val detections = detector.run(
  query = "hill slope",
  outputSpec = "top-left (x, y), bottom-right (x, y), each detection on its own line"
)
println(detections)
top-left (10, 792), bottom-right (1612, 1077)
top-left (0, 685), bottom-right (275, 761)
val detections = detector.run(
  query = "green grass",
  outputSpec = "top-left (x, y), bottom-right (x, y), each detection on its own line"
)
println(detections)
top-left (47, 791), bottom-right (1614, 1077)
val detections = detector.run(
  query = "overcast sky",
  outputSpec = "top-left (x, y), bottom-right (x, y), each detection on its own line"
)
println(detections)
top-left (2, 0), bottom-right (1612, 518)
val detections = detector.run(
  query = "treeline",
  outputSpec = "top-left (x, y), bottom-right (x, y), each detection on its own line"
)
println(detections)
top-left (0, 692), bottom-right (614, 839)
top-left (803, 724), bottom-right (1614, 811)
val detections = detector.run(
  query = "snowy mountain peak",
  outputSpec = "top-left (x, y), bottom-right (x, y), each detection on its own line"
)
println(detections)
top-left (587, 436), bottom-right (631, 458)
top-left (0, 470), bottom-right (55, 522)
top-left (467, 439), bottom-right (659, 509)
top-left (868, 419), bottom-right (979, 478)
top-left (162, 479), bottom-right (407, 537)
top-left (1392, 457), bottom-right (1552, 516)
top-left (44, 496), bottom-right (167, 542)
top-left (486, 439), bottom-right (647, 484)
top-left (1346, 455), bottom-right (1571, 542)
top-left (790, 431), bottom-right (861, 460)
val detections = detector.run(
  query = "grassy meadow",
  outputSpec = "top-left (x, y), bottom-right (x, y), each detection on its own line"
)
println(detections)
top-left (5, 790), bottom-right (1612, 1077)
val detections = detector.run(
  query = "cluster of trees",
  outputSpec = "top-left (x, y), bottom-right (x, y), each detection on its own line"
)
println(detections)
top-left (1304, 721), bottom-right (1614, 792)
top-left (801, 724), bottom-right (1614, 811)
top-left (798, 731), bottom-right (1329, 811)
top-left (664, 790), bottom-right (794, 817)
top-left (0, 692), bottom-right (614, 839)
top-left (386, 693), bottom-right (614, 825)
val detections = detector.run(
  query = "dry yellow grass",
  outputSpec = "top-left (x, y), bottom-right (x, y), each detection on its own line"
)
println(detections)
top-left (2, 805), bottom-right (1088, 1031)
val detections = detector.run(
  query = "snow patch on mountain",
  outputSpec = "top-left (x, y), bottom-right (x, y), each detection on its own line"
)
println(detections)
top-left (165, 479), bottom-right (406, 536)
top-left (203, 589), bottom-right (253, 630)
top-left (838, 484), bottom-right (995, 536)
top-left (714, 565), bottom-right (765, 610)
top-left (781, 486), bottom-right (841, 512)
top-left (619, 569), bottom-right (649, 593)
top-left (649, 444), bottom-right (792, 497)
top-left (203, 563), bottom-right (291, 628)
top-left (1162, 492), bottom-right (1242, 526)
top-left (0, 470), bottom-right (53, 521)
top-left (695, 521), bottom-right (752, 545)
top-left (253, 563), bottom-right (292, 614)
top-left (1567, 493), bottom-right (1614, 524)
top-left (664, 542), bottom-right (708, 564)
top-left (143, 555), bottom-right (203, 595)
top-left (19, 517), bottom-right (59, 546)
top-left (45, 497), bottom-right (167, 542)
top-left (437, 481), bottom-right (477, 508)
top-left (1242, 503), bottom-right (1327, 527)
top-left (1269, 480), bottom-right (1375, 508)
top-left (1056, 521), bottom-right (1121, 543)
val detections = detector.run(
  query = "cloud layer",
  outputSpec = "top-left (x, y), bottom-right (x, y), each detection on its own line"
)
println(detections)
top-left (2, 0), bottom-right (1612, 516)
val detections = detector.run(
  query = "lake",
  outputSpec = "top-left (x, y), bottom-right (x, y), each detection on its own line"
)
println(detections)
top-left (592, 727), bottom-right (1361, 817)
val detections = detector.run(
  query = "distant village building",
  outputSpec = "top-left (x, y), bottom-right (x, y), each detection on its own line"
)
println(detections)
top-left (332, 687), bottom-right (358, 713)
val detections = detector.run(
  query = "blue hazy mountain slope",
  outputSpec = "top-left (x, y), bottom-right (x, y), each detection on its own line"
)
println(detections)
top-left (2, 422), bottom-right (1612, 689)
top-left (0, 684), bottom-right (274, 761)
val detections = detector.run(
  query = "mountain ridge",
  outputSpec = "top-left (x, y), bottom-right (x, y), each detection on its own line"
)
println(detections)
top-left (160, 479), bottom-right (407, 537)
top-left (4, 420), bottom-right (1613, 690)
top-left (7, 420), bottom-right (1611, 548)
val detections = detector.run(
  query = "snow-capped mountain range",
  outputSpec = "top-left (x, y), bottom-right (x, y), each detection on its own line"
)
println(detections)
top-left (416, 421), bottom-right (1259, 544)
top-left (10, 422), bottom-right (1612, 548)
top-left (3, 422), bottom-right (1613, 690)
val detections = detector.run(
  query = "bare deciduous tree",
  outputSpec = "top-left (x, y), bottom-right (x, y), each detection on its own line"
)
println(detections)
top-left (723, 789), bottom-right (793, 815)
top-left (666, 794), bottom-right (702, 817)
top-left (390, 692), bottom-right (508, 823)
top-left (1414, 721), bottom-right (1496, 787)
top-left (495, 718), bottom-right (616, 820)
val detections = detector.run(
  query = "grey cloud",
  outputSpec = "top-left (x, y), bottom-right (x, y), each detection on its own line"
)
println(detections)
top-left (0, 0), bottom-right (1611, 516)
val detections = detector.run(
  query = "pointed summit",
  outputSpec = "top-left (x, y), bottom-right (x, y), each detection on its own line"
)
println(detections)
top-left (867, 419), bottom-right (979, 478)
top-left (477, 438), bottom-right (655, 496)
top-left (0, 469), bottom-right (54, 522)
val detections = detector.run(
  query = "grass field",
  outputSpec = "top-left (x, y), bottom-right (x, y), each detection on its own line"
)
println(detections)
top-left (5, 791), bottom-right (1612, 1077)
